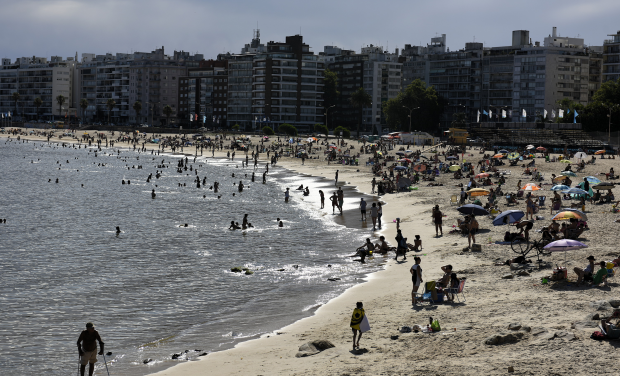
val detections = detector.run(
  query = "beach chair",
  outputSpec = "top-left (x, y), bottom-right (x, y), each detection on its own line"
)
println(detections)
top-left (450, 195), bottom-right (458, 205)
top-left (516, 190), bottom-right (524, 198)
top-left (444, 279), bottom-right (467, 303)
top-left (538, 196), bottom-right (546, 207)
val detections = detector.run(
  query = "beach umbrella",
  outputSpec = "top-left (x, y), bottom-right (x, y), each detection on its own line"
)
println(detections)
top-left (553, 175), bottom-right (568, 183)
top-left (592, 183), bottom-right (614, 190)
top-left (552, 211), bottom-right (586, 221)
top-left (544, 239), bottom-right (588, 263)
top-left (575, 152), bottom-right (587, 160)
top-left (492, 154), bottom-right (503, 159)
top-left (584, 176), bottom-right (601, 184)
top-left (492, 210), bottom-right (525, 226)
top-left (562, 171), bottom-right (577, 177)
top-left (508, 152), bottom-right (520, 160)
top-left (457, 204), bottom-right (489, 216)
top-left (475, 173), bottom-right (490, 179)
top-left (522, 183), bottom-right (542, 191)
top-left (551, 184), bottom-right (570, 191)
top-left (446, 156), bottom-right (458, 160)
top-left (449, 165), bottom-right (461, 171)
top-left (499, 149), bottom-right (509, 154)
top-left (561, 160), bottom-right (571, 163)
top-left (536, 146), bottom-right (547, 151)
top-left (526, 145), bottom-right (535, 149)
top-left (405, 150), bottom-right (413, 153)
top-left (394, 166), bottom-right (407, 171)
top-left (558, 208), bottom-right (588, 221)
top-left (562, 187), bottom-right (588, 195)
top-left (595, 150), bottom-right (606, 155)
top-left (467, 188), bottom-right (490, 197)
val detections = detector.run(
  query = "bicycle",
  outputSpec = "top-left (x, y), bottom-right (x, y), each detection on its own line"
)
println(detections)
top-left (511, 235), bottom-right (552, 261)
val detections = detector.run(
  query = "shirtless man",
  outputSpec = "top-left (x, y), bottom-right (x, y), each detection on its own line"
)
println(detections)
top-left (374, 236), bottom-right (389, 254)
top-left (77, 323), bottom-right (104, 376)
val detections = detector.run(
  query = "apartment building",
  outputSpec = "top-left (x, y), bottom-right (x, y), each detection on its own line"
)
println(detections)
top-left (324, 49), bottom-right (367, 131)
top-left (603, 30), bottom-right (620, 83)
top-left (178, 60), bottom-right (228, 128)
top-left (0, 55), bottom-right (76, 120)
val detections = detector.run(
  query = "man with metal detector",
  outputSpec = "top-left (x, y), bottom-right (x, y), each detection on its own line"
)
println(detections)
top-left (77, 322), bottom-right (105, 376)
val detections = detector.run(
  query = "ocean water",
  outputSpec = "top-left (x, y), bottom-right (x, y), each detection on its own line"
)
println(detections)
top-left (0, 138), bottom-right (379, 375)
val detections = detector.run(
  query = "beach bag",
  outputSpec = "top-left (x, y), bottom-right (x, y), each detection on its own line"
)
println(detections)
top-left (431, 319), bottom-right (441, 332)
top-left (425, 281), bottom-right (437, 301)
top-left (591, 331), bottom-right (607, 340)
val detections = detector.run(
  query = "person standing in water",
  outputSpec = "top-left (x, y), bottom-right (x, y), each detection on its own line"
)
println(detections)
top-left (319, 190), bottom-right (325, 209)
top-left (285, 188), bottom-right (290, 203)
top-left (77, 322), bottom-right (104, 376)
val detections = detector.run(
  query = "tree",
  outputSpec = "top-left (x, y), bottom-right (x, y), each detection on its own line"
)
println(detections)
top-left (12, 92), bottom-right (20, 117)
top-left (34, 97), bottom-right (42, 121)
top-left (79, 99), bottom-right (88, 124)
top-left (106, 99), bottom-right (116, 125)
top-left (262, 126), bottom-right (274, 135)
top-left (162, 105), bottom-right (173, 126)
top-left (133, 101), bottom-right (142, 124)
top-left (349, 87), bottom-right (372, 137)
top-left (323, 68), bottom-right (339, 127)
top-left (56, 95), bottom-right (65, 121)
top-left (232, 124), bottom-right (240, 131)
top-left (554, 98), bottom-right (583, 124)
top-left (314, 123), bottom-right (329, 136)
top-left (279, 123), bottom-right (298, 136)
top-left (452, 112), bottom-right (466, 127)
top-left (334, 126), bottom-right (350, 138)
top-left (383, 79), bottom-right (444, 133)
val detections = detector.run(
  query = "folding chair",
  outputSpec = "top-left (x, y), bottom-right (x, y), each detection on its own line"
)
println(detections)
top-left (444, 279), bottom-right (467, 303)
top-left (413, 281), bottom-right (437, 306)
top-left (450, 195), bottom-right (458, 205)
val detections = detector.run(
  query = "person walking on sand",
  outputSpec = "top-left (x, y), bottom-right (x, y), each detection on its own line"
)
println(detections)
top-left (319, 190), bottom-right (325, 209)
top-left (432, 205), bottom-right (443, 236)
top-left (371, 177), bottom-right (376, 194)
top-left (77, 322), bottom-right (105, 376)
top-left (335, 170), bottom-right (339, 186)
top-left (370, 202), bottom-right (378, 230)
top-left (410, 256), bottom-right (423, 305)
top-left (350, 302), bottom-right (365, 350)
top-left (359, 198), bottom-right (367, 221)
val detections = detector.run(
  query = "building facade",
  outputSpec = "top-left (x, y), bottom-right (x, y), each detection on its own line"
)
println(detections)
top-left (603, 30), bottom-right (620, 83)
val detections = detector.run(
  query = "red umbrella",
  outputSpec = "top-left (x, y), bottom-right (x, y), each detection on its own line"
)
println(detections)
top-left (413, 164), bottom-right (427, 172)
top-left (536, 146), bottom-right (547, 151)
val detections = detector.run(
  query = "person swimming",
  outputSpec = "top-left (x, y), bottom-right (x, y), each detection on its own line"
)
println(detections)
top-left (152, 189), bottom-right (156, 199)
top-left (229, 221), bottom-right (241, 230)
top-left (116, 226), bottom-right (121, 234)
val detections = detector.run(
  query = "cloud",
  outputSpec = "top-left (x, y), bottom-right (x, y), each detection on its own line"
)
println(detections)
top-left (0, 0), bottom-right (618, 61)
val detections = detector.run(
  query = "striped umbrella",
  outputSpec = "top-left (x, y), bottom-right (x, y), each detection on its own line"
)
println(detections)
top-left (467, 188), bottom-right (490, 197)
top-left (522, 183), bottom-right (542, 191)
top-left (552, 211), bottom-right (586, 221)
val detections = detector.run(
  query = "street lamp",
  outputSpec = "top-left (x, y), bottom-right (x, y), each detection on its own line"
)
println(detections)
top-left (402, 105), bottom-right (419, 133)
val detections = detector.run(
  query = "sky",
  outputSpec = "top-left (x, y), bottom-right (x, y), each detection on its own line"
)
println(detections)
top-left (1, 0), bottom-right (620, 61)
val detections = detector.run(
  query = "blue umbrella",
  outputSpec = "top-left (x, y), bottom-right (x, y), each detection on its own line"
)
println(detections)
top-left (492, 210), bottom-right (525, 226)
top-left (499, 149), bottom-right (509, 154)
top-left (551, 185), bottom-right (569, 191)
top-left (562, 188), bottom-right (588, 195)
top-left (394, 166), bottom-right (407, 171)
top-left (584, 176), bottom-right (601, 184)
top-left (446, 156), bottom-right (457, 160)
top-left (457, 204), bottom-right (489, 216)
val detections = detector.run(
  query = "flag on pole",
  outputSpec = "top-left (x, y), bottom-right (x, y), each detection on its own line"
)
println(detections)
top-left (8, 111), bottom-right (11, 117)
top-left (195, 114), bottom-right (198, 121)
top-left (559, 109), bottom-right (564, 118)
top-left (203, 116), bottom-right (206, 123)
top-left (574, 110), bottom-right (579, 124)
top-left (543, 109), bottom-right (547, 119)
top-left (489, 110), bottom-right (493, 119)
top-left (522, 109), bottom-right (526, 118)
top-left (551, 109), bottom-right (556, 119)
top-left (508, 110), bottom-right (512, 117)
top-left (566, 108), bottom-right (571, 114)
top-left (189, 113), bottom-right (193, 121)
top-left (476, 110), bottom-right (480, 123)
top-left (502, 109), bottom-right (506, 118)
top-left (482, 110), bottom-right (488, 116)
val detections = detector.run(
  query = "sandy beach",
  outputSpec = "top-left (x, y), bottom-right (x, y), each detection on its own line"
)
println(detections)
top-left (5, 128), bottom-right (620, 375)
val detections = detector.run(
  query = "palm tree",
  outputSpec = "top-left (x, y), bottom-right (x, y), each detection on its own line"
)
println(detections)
top-left (80, 99), bottom-right (89, 124)
top-left (162, 105), bottom-right (173, 126)
top-left (133, 101), bottom-right (142, 124)
top-left (34, 97), bottom-right (42, 121)
top-left (12, 92), bottom-right (20, 118)
top-left (56, 95), bottom-right (65, 121)
top-left (349, 87), bottom-right (372, 138)
top-left (106, 99), bottom-right (116, 125)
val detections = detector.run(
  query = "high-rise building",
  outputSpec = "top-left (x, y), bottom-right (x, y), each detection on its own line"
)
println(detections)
top-left (603, 30), bottom-right (620, 83)
top-left (178, 59), bottom-right (228, 128)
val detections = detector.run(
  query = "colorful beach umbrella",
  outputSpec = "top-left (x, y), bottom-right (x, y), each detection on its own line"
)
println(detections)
top-left (595, 150), bottom-right (606, 155)
top-left (492, 154), bottom-right (503, 159)
top-left (499, 149), bottom-right (509, 154)
top-left (475, 173), bottom-right (490, 179)
top-left (467, 188), bottom-right (490, 197)
top-left (551, 184), bottom-right (570, 191)
top-left (536, 146), bottom-right (547, 151)
top-left (584, 176), bottom-right (601, 184)
top-left (394, 166), bottom-right (407, 171)
top-left (522, 183), bottom-right (541, 191)
top-left (552, 211), bottom-right (586, 221)
top-left (561, 171), bottom-right (577, 177)
top-left (553, 175), bottom-right (569, 183)
top-left (449, 165), bottom-right (461, 171)
top-left (544, 239), bottom-right (588, 252)
top-left (526, 145), bottom-right (535, 150)
top-left (413, 164), bottom-right (427, 172)
top-left (507, 152), bottom-right (520, 160)
top-left (492, 210), bottom-right (525, 226)
top-left (558, 208), bottom-right (588, 221)
top-left (561, 160), bottom-right (571, 163)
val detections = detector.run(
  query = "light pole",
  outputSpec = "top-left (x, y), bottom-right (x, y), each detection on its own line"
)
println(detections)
top-left (402, 105), bottom-right (419, 133)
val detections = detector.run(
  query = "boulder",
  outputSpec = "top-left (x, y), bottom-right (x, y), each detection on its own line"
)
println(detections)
top-left (390, 335), bottom-right (399, 340)
top-left (609, 299), bottom-right (620, 308)
top-left (542, 331), bottom-right (576, 341)
top-left (231, 267), bottom-right (242, 273)
top-left (517, 270), bottom-right (530, 276)
top-left (530, 327), bottom-right (549, 337)
top-left (245, 270), bottom-right (254, 275)
top-left (590, 301), bottom-right (612, 311)
top-left (502, 274), bottom-right (514, 279)
top-left (295, 340), bottom-right (335, 357)
top-left (508, 323), bottom-right (522, 331)
top-left (484, 332), bottom-right (524, 345)
top-left (520, 325), bottom-right (531, 333)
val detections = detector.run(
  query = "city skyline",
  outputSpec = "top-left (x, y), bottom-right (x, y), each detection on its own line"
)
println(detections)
top-left (2, 0), bottom-right (620, 60)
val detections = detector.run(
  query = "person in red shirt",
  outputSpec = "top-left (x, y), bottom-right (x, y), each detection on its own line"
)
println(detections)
top-left (77, 322), bottom-right (105, 376)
